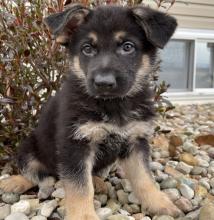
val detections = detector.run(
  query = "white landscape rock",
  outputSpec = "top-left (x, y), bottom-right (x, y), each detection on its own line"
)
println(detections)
top-left (142, 217), bottom-right (152, 220)
top-left (97, 207), bottom-right (113, 220)
top-left (40, 200), bottom-right (58, 217)
top-left (0, 203), bottom-right (11, 220)
top-left (51, 187), bottom-right (65, 199)
top-left (11, 200), bottom-right (31, 215)
top-left (2, 193), bottom-right (19, 204)
top-left (107, 214), bottom-right (131, 220)
top-left (176, 162), bottom-right (193, 174)
top-left (163, 188), bottom-right (181, 201)
top-left (150, 162), bottom-right (164, 171)
top-left (117, 190), bottom-right (129, 205)
top-left (5, 212), bottom-right (29, 220)
top-left (128, 192), bottom-right (140, 205)
top-left (178, 184), bottom-right (195, 200)
top-left (26, 198), bottom-right (40, 212)
top-left (153, 215), bottom-right (174, 220)
top-left (0, 174), bottom-right (10, 180)
top-left (31, 216), bottom-right (47, 220)
top-left (197, 158), bottom-right (209, 168)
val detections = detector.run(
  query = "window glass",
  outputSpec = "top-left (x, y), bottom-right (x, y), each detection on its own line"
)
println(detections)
top-left (159, 40), bottom-right (191, 91)
top-left (196, 42), bottom-right (214, 88)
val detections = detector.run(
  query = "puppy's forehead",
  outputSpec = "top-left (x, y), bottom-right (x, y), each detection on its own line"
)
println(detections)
top-left (83, 6), bottom-right (142, 39)
top-left (87, 31), bottom-right (127, 43)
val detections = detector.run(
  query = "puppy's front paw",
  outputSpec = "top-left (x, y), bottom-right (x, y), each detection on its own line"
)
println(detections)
top-left (143, 191), bottom-right (182, 217)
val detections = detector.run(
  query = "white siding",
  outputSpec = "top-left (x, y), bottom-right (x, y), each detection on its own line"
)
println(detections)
top-left (169, 0), bottom-right (214, 29)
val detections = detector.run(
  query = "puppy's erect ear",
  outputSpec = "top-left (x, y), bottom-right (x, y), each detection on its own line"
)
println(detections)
top-left (44, 4), bottom-right (91, 45)
top-left (131, 6), bottom-right (177, 49)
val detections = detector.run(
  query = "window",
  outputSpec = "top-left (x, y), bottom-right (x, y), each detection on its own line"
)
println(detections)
top-left (159, 40), bottom-right (192, 91)
top-left (196, 42), bottom-right (214, 88)
top-left (159, 36), bottom-right (214, 92)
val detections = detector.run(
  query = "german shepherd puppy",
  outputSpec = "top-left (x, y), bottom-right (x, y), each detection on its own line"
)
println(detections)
top-left (0, 4), bottom-right (180, 219)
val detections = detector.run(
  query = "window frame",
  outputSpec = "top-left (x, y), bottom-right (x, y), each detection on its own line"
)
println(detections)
top-left (159, 39), bottom-right (193, 92)
top-left (194, 39), bottom-right (214, 91)
top-left (164, 28), bottom-right (214, 96)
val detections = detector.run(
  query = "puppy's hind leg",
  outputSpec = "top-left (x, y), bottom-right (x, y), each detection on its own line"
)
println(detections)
top-left (0, 175), bottom-right (35, 194)
top-left (0, 175), bottom-right (34, 194)
top-left (0, 157), bottom-right (55, 196)
top-left (0, 134), bottom-right (38, 194)
top-left (0, 156), bottom-right (38, 194)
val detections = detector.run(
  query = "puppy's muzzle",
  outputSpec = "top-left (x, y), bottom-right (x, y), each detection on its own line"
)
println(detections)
top-left (93, 74), bottom-right (117, 92)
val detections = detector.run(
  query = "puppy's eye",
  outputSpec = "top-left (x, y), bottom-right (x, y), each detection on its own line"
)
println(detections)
top-left (81, 44), bottom-right (97, 57)
top-left (120, 41), bottom-right (135, 55)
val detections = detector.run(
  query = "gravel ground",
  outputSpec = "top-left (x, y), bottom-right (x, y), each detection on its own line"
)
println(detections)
top-left (0, 104), bottom-right (214, 220)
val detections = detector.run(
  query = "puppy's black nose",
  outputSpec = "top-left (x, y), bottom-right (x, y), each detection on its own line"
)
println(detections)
top-left (94, 74), bottom-right (117, 90)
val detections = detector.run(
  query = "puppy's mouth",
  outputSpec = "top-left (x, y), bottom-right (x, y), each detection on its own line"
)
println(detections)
top-left (88, 83), bottom-right (129, 99)
top-left (94, 92), bottom-right (118, 99)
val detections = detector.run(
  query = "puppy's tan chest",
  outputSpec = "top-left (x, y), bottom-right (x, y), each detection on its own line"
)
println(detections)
top-left (73, 120), bottom-right (153, 143)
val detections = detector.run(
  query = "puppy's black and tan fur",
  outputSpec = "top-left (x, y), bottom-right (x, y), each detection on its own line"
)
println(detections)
top-left (0, 4), bottom-right (180, 219)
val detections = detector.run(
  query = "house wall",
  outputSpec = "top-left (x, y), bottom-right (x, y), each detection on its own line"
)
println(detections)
top-left (169, 0), bottom-right (214, 29)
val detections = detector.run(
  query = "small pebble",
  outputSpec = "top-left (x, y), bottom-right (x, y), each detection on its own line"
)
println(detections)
top-left (97, 207), bottom-right (113, 220)
top-left (150, 162), bottom-right (164, 171)
top-left (0, 203), bottom-right (11, 220)
top-left (175, 197), bottom-right (193, 213)
top-left (210, 178), bottom-right (214, 188)
top-left (128, 192), bottom-right (140, 205)
top-left (96, 194), bottom-right (108, 206)
top-left (107, 214), bottom-right (130, 220)
top-left (176, 162), bottom-right (193, 174)
top-left (163, 188), bottom-right (181, 201)
top-left (5, 212), bottom-right (29, 220)
top-left (185, 209), bottom-right (200, 220)
top-left (207, 148), bottom-right (214, 159)
top-left (199, 202), bottom-right (214, 220)
top-left (38, 186), bottom-right (54, 199)
top-left (51, 187), bottom-right (65, 199)
top-left (94, 199), bottom-right (102, 209)
top-left (178, 184), bottom-right (195, 200)
top-left (132, 213), bottom-right (144, 220)
top-left (31, 216), bottom-right (47, 220)
top-left (195, 185), bottom-right (208, 198)
top-left (117, 190), bottom-right (129, 205)
top-left (142, 217), bottom-right (151, 220)
top-left (2, 193), bottom-right (19, 204)
top-left (40, 200), bottom-right (58, 217)
top-left (129, 204), bottom-right (140, 213)
top-left (123, 204), bottom-right (133, 214)
top-left (153, 215), bottom-right (174, 220)
top-left (0, 174), bottom-right (10, 180)
top-left (26, 198), bottom-right (40, 211)
top-left (107, 199), bottom-right (121, 213)
top-left (191, 167), bottom-right (204, 175)
top-left (180, 153), bottom-right (198, 166)
top-left (57, 206), bottom-right (65, 218)
top-left (11, 200), bottom-right (31, 215)
top-left (20, 195), bottom-right (37, 200)
top-left (160, 177), bottom-right (178, 189)
top-left (197, 159), bottom-right (209, 168)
